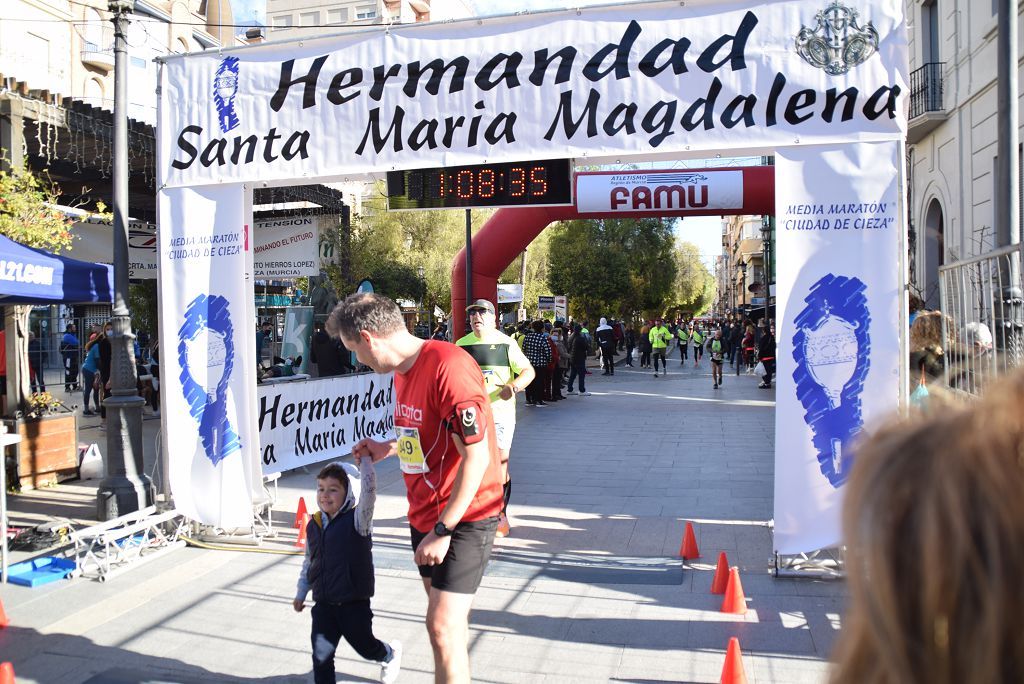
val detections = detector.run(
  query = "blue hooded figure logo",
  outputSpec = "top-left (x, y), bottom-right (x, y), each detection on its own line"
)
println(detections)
top-left (213, 56), bottom-right (240, 134)
top-left (178, 293), bottom-right (241, 466)
top-left (791, 274), bottom-right (870, 487)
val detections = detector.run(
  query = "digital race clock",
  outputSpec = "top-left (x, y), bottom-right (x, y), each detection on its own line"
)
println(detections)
top-left (386, 159), bottom-right (574, 210)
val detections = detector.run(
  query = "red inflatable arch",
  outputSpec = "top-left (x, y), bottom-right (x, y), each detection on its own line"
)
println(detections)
top-left (451, 165), bottom-right (775, 335)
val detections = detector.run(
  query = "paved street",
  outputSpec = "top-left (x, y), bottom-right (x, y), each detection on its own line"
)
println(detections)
top-left (1, 355), bottom-right (845, 683)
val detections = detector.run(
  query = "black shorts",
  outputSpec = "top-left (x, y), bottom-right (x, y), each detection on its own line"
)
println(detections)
top-left (711, 358), bottom-right (723, 365)
top-left (410, 517), bottom-right (498, 595)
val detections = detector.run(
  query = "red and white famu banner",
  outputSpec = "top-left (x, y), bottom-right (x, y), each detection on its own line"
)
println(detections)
top-left (157, 0), bottom-right (908, 189)
top-left (576, 170), bottom-right (744, 214)
top-left (773, 141), bottom-right (903, 555)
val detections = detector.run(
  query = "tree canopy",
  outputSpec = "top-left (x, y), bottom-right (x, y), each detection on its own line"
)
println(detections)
top-left (0, 166), bottom-right (82, 252)
top-left (547, 217), bottom-right (678, 323)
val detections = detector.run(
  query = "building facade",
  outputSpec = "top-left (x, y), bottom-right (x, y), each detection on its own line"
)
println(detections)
top-left (266, 0), bottom-right (473, 40)
top-left (905, 0), bottom-right (1021, 309)
top-left (717, 214), bottom-right (773, 321)
top-left (0, 0), bottom-right (238, 127)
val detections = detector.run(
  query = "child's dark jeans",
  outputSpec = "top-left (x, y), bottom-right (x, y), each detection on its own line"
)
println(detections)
top-left (311, 599), bottom-right (388, 684)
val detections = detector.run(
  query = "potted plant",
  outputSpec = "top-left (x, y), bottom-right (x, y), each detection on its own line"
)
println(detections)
top-left (4, 392), bottom-right (79, 490)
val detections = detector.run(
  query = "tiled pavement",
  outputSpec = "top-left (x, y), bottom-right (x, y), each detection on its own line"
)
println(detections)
top-left (1, 354), bottom-right (845, 683)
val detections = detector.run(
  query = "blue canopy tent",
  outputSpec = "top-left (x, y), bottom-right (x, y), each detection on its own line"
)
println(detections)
top-left (0, 233), bottom-right (113, 304)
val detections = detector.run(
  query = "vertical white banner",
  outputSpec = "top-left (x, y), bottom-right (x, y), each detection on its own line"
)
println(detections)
top-left (158, 185), bottom-right (261, 528)
top-left (774, 141), bottom-right (902, 555)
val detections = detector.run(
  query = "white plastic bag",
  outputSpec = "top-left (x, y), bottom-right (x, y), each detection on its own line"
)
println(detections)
top-left (753, 361), bottom-right (766, 377)
top-left (78, 443), bottom-right (104, 480)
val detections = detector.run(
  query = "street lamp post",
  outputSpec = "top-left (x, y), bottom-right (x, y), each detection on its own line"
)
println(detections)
top-left (740, 261), bottom-right (748, 313)
top-left (97, 0), bottom-right (153, 520)
top-left (417, 265), bottom-right (426, 331)
top-left (761, 215), bottom-right (772, 322)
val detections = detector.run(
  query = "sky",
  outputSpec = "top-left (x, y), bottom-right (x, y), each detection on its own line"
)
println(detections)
top-left (228, 0), bottom-right (616, 24)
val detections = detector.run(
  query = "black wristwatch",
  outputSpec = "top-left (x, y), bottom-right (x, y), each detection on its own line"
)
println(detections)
top-left (433, 521), bottom-right (453, 537)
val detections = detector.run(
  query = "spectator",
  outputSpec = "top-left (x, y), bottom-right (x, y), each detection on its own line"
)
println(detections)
top-left (638, 320), bottom-right (652, 368)
top-left (624, 326), bottom-right (636, 367)
top-left (256, 320), bottom-right (273, 367)
top-left (27, 331), bottom-right (46, 393)
top-left (831, 370), bottom-right (1024, 684)
top-left (565, 323), bottom-right (591, 396)
top-left (80, 332), bottom-right (102, 416)
top-left (551, 327), bottom-right (569, 398)
top-left (311, 320), bottom-right (354, 377)
top-left (61, 323), bottom-right (80, 392)
top-left (729, 318), bottom-right (743, 366)
top-left (522, 320), bottom-right (551, 407)
top-left (98, 321), bottom-right (113, 428)
top-left (595, 317), bottom-right (616, 376)
top-left (757, 322), bottom-right (776, 388)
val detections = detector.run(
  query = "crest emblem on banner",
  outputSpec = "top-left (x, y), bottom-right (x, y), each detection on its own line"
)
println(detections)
top-left (791, 274), bottom-right (871, 488)
top-left (178, 293), bottom-right (241, 466)
top-left (795, 2), bottom-right (879, 76)
top-left (213, 56), bottom-right (240, 133)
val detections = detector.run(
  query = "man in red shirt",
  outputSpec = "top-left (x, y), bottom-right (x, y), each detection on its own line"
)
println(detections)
top-left (330, 293), bottom-right (502, 684)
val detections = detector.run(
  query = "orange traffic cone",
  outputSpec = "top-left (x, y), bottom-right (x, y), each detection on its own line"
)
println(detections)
top-left (0, 596), bottom-right (8, 629)
top-left (0, 662), bottom-right (14, 684)
top-left (679, 521), bottom-right (700, 559)
top-left (720, 567), bottom-right (747, 614)
top-left (295, 514), bottom-right (309, 549)
top-left (294, 497), bottom-right (309, 528)
top-left (710, 551), bottom-right (730, 594)
top-left (719, 637), bottom-right (748, 684)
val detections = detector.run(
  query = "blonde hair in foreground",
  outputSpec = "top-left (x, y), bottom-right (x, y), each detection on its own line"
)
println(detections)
top-left (831, 370), bottom-right (1024, 684)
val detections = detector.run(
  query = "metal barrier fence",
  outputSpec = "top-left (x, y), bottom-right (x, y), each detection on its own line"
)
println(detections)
top-left (24, 312), bottom-right (144, 398)
top-left (938, 244), bottom-right (1024, 397)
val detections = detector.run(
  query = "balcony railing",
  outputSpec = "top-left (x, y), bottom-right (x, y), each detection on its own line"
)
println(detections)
top-left (910, 62), bottom-right (944, 119)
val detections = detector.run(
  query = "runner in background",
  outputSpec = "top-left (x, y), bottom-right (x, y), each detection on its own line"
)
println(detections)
top-left (457, 299), bottom-right (535, 538)
top-left (709, 329), bottom-right (725, 389)
top-left (649, 317), bottom-right (672, 378)
top-left (690, 326), bottom-right (705, 368)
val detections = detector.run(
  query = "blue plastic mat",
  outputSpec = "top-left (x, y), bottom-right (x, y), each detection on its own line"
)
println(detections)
top-left (7, 556), bottom-right (76, 587)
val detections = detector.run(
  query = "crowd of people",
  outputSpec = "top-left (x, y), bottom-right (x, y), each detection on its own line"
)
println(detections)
top-left (8, 320), bottom-right (161, 423)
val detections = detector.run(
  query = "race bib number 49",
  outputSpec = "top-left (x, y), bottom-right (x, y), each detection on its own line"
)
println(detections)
top-left (397, 426), bottom-right (429, 474)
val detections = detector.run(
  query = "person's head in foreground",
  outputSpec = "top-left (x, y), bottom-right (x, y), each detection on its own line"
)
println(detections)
top-left (831, 370), bottom-right (1024, 684)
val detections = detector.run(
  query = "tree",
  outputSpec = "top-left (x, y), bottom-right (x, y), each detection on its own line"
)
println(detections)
top-left (498, 228), bottom-right (553, 319)
top-left (0, 166), bottom-right (97, 414)
top-left (669, 240), bottom-right (715, 316)
top-left (329, 182), bottom-right (492, 317)
top-left (547, 219), bottom-right (669, 323)
top-left (605, 217), bottom-right (677, 321)
top-left (0, 166), bottom-right (79, 252)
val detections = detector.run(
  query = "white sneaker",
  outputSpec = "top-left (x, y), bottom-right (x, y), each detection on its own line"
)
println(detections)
top-left (566, 390), bottom-right (577, 395)
top-left (381, 640), bottom-right (402, 683)
top-left (581, 391), bottom-right (592, 396)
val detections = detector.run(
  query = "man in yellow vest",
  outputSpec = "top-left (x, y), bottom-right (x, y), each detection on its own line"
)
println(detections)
top-left (691, 327), bottom-right (705, 368)
top-left (648, 317), bottom-right (672, 378)
top-left (457, 300), bottom-right (535, 537)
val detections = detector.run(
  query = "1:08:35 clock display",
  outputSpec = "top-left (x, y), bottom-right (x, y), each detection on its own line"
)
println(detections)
top-left (386, 159), bottom-right (573, 210)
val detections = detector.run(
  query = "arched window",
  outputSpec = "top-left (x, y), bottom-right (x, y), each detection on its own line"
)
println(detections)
top-left (84, 77), bottom-right (104, 107)
top-left (84, 7), bottom-right (104, 50)
top-left (176, 37), bottom-right (190, 54)
top-left (923, 198), bottom-right (944, 309)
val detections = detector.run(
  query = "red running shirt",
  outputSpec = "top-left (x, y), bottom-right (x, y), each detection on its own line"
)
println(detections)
top-left (394, 340), bottom-right (503, 533)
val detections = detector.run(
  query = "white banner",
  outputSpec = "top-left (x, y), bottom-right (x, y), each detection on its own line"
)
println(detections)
top-left (253, 217), bottom-right (320, 278)
top-left (497, 283), bottom-right (523, 304)
top-left (554, 295), bottom-right (568, 320)
top-left (157, 185), bottom-right (262, 528)
top-left (576, 170), bottom-right (744, 214)
top-left (258, 373), bottom-right (396, 474)
top-left (773, 141), bottom-right (902, 555)
top-left (71, 219), bottom-right (159, 279)
top-left (158, 0), bottom-right (907, 188)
